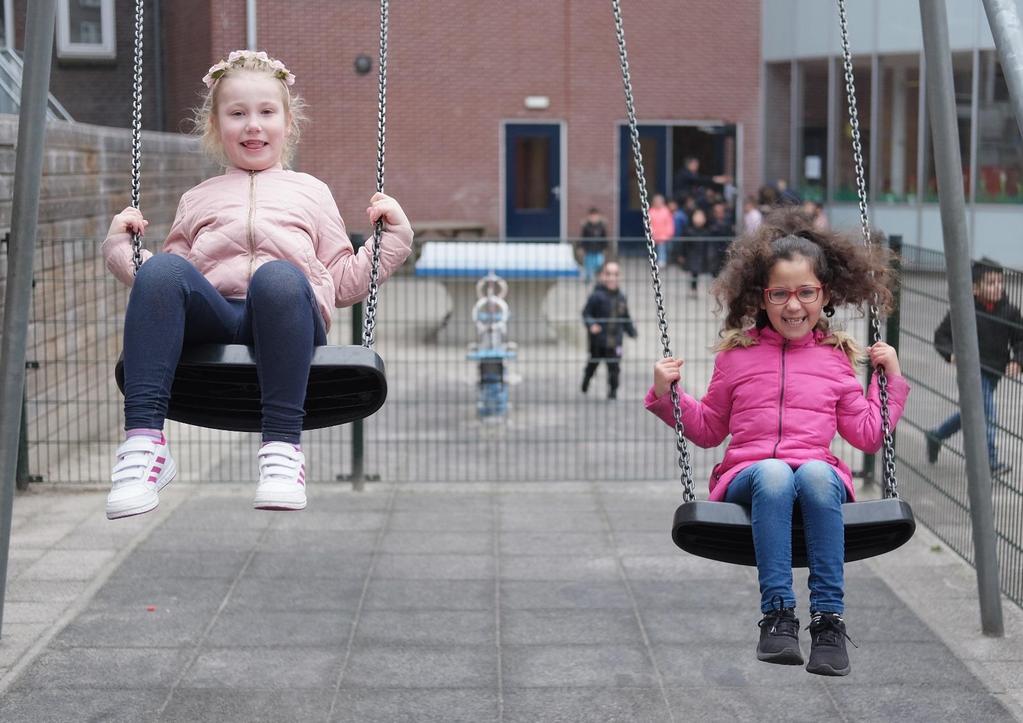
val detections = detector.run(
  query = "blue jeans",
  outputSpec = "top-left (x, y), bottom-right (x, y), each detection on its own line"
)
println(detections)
top-left (933, 375), bottom-right (998, 466)
top-left (582, 251), bottom-right (604, 281)
top-left (122, 254), bottom-right (327, 443)
top-left (725, 459), bottom-right (848, 614)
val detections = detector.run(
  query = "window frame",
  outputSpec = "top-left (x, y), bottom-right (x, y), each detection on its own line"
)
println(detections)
top-left (55, 0), bottom-right (116, 61)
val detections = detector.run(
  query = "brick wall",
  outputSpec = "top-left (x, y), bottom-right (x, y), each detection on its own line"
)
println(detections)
top-left (158, 0), bottom-right (762, 237)
top-left (0, 115), bottom-right (208, 241)
top-left (12, 0), bottom-right (162, 130)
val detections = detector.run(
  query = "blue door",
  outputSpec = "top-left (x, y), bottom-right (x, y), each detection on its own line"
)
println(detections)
top-left (619, 125), bottom-right (667, 253)
top-left (505, 123), bottom-right (561, 239)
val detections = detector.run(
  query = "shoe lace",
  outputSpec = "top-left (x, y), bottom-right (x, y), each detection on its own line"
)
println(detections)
top-left (808, 613), bottom-right (858, 649)
top-left (758, 595), bottom-right (799, 638)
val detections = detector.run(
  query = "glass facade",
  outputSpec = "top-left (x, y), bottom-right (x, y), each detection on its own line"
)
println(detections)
top-left (766, 51), bottom-right (1023, 208)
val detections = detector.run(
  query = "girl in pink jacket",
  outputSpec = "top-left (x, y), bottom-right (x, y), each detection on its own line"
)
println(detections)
top-left (646, 207), bottom-right (909, 677)
top-left (101, 51), bottom-right (413, 519)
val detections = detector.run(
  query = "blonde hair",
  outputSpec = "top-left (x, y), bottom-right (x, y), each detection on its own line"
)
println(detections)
top-left (192, 57), bottom-right (308, 168)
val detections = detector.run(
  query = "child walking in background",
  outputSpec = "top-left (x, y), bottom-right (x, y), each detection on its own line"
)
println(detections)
top-left (582, 261), bottom-right (637, 400)
top-left (579, 207), bottom-right (609, 282)
top-left (926, 258), bottom-right (1023, 476)
top-left (646, 207), bottom-right (909, 676)
top-left (648, 194), bottom-right (675, 268)
top-left (101, 50), bottom-right (413, 519)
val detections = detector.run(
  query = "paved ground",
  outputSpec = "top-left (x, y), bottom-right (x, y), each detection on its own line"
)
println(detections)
top-left (0, 478), bottom-right (1021, 722)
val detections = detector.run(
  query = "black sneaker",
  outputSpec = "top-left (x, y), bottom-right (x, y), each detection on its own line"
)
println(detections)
top-left (581, 377), bottom-right (590, 394)
top-left (756, 600), bottom-right (803, 665)
top-left (608, 388), bottom-right (617, 400)
top-left (806, 612), bottom-right (855, 676)
top-left (925, 431), bottom-right (942, 464)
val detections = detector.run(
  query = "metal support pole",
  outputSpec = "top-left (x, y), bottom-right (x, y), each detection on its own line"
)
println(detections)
top-left (0, 0), bottom-right (58, 638)
top-left (982, 0), bottom-right (1023, 140)
top-left (860, 234), bottom-right (903, 488)
top-left (920, 0), bottom-right (1004, 636)
top-left (335, 234), bottom-right (378, 490)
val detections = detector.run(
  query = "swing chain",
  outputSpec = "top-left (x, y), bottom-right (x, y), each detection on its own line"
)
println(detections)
top-left (611, 0), bottom-right (695, 502)
top-left (129, 0), bottom-right (145, 275)
top-left (362, 0), bottom-right (389, 349)
top-left (837, 0), bottom-right (898, 498)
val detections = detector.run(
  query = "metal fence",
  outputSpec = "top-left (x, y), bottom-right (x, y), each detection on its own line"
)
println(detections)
top-left (2, 235), bottom-right (1022, 607)
top-left (893, 245), bottom-right (1023, 608)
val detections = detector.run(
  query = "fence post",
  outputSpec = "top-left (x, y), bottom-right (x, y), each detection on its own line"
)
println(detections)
top-left (335, 234), bottom-right (378, 491)
top-left (859, 234), bottom-right (902, 488)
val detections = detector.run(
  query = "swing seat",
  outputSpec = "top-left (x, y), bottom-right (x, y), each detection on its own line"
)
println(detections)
top-left (671, 498), bottom-right (916, 567)
top-left (115, 343), bottom-right (386, 432)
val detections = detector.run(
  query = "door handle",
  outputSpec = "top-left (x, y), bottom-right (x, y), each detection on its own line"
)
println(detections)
top-left (551, 185), bottom-right (561, 200)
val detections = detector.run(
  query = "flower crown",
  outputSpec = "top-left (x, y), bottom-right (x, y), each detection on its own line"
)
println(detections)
top-left (202, 50), bottom-right (295, 89)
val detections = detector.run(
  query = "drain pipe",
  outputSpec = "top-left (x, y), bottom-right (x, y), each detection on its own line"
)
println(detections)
top-left (246, 0), bottom-right (257, 50)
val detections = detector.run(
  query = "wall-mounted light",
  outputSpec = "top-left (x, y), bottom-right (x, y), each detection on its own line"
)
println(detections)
top-left (354, 54), bottom-right (373, 75)
top-left (524, 96), bottom-right (550, 110)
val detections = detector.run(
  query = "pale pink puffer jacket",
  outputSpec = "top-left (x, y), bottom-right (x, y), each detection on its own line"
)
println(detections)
top-left (102, 167), bottom-right (414, 331)
top-left (645, 325), bottom-right (911, 502)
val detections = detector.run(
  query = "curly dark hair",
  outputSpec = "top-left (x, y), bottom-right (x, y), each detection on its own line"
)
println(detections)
top-left (711, 206), bottom-right (897, 332)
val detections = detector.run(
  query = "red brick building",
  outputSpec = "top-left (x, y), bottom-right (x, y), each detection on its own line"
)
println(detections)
top-left (14, 0), bottom-right (762, 239)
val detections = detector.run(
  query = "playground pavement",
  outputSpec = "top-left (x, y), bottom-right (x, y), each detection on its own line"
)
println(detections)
top-left (0, 477), bottom-right (1021, 722)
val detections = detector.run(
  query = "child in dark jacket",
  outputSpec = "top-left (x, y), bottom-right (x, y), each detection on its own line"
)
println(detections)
top-left (926, 258), bottom-right (1023, 475)
top-left (581, 261), bottom-right (637, 399)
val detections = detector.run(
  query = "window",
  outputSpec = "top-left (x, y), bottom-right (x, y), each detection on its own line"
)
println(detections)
top-left (976, 50), bottom-right (1023, 204)
top-left (798, 60), bottom-right (830, 203)
top-left (876, 55), bottom-right (921, 203)
top-left (1, 0), bottom-right (12, 49)
top-left (56, 0), bottom-right (115, 60)
top-left (833, 60), bottom-right (872, 202)
top-left (922, 52), bottom-right (972, 202)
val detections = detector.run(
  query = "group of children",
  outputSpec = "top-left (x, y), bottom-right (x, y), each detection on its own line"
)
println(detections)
top-left (101, 49), bottom-right (1014, 680)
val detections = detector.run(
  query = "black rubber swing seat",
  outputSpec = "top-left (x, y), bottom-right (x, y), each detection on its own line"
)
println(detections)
top-left (671, 498), bottom-right (916, 567)
top-left (115, 343), bottom-right (386, 432)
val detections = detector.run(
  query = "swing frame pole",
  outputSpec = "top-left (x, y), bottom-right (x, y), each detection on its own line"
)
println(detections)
top-left (919, 0), bottom-right (1004, 636)
top-left (0, 0), bottom-right (58, 637)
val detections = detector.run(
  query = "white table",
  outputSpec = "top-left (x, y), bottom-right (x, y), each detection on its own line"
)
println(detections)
top-left (415, 241), bottom-right (580, 344)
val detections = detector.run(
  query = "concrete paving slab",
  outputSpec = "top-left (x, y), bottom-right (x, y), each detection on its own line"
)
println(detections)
top-left (340, 645), bottom-right (498, 688)
top-left (354, 610), bottom-right (495, 646)
top-left (330, 688), bottom-right (500, 723)
top-left (225, 574), bottom-right (366, 613)
top-left (499, 580), bottom-right (635, 610)
top-left (0, 688), bottom-right (169, 723)
top-left (163, 689), bottom-right (335, 723)
top-left (502, 687), bottom-right (670, 723)
top-left (501, 645), bottom-right (658, 688)
top-left (180, 647), bottom-right (342, 689)
top-left (362, 579), bottom-right (495, 611)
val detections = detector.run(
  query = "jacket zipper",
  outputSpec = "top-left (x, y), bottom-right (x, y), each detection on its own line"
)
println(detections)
top-left (247, 170), bottom-right (256, 282)
top-left (772, 339), bottom-right (788, 458)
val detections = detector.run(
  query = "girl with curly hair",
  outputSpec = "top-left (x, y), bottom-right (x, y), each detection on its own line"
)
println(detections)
top-left (645, 207), bottom-right (909, 676)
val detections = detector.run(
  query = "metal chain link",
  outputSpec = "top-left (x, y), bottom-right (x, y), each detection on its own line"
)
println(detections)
top-left (362, 0), bottom-right (388, 349)
top-left (611, 0), bottom-right (695, 501)
top-left (837, 0), bottom-right (898, 498)
top-left (129, 0), bottom-right (145, 274)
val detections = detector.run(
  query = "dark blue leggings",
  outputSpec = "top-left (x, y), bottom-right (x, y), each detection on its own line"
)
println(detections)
top-left (122, 254), bottom-right (327, 443)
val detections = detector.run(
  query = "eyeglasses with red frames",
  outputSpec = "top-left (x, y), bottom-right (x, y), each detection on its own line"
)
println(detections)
top-left (763, 285), bottom-right (823, 305)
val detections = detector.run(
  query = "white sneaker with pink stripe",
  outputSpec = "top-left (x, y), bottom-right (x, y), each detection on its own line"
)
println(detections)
top-left (254, 442), bottom-right (307, 510)
top-left (106, 435), bottom-right (177, 520)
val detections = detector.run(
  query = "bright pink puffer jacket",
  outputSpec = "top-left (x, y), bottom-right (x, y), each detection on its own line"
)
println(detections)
top-left (102, 167), bottom-right (413, 331)
top-left (645, 325), bottom-right (910, 502)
